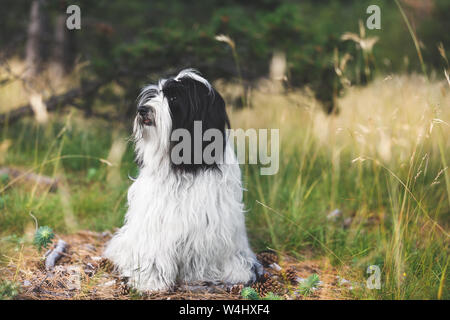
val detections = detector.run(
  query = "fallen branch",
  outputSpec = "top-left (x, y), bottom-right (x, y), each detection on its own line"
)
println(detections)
top-left (0, 167), bottom-right (59, 192)
top-left (0, 79), bottom-right (106, 125)
top-left (45, 240), bottom-right (68, 270)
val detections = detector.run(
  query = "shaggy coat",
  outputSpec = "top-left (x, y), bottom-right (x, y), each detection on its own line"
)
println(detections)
top-left (104, 69), bottom-right (259, 291)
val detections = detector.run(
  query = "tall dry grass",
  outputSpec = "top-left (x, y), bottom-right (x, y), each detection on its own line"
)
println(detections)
top-left (227, 74), bottom-right (449, 299)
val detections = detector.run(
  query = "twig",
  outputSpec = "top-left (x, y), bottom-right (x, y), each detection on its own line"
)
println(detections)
top-left (45, 240), bottom-right (68, 270)
top-left (28, 212), bottom-right (39, 232)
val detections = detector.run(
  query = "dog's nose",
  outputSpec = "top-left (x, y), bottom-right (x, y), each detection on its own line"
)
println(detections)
top-left (138, 106), bottom-right (148, 116)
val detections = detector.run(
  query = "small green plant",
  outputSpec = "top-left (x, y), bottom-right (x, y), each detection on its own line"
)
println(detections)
top-left (298, 274), bottom-right (320, 296)
top-left (241, 287), bottom-right (260, 300)
top-left (33, 226), bottom-right (55, 251)
top-left (262, 292), bottom-right (282, 300)
top-left (129, 288), bottom-right (146, 300)
top-left (0, 280), bottom-right (20, 300)
top-left (241, 287), bottom-right (283, 300)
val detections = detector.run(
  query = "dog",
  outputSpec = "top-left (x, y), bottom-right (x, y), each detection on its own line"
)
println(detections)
top-left (104, 69), bottom-right (262, 291)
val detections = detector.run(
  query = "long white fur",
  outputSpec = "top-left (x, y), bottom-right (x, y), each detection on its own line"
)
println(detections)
top-left (104, 70), bottom-right (257, 291)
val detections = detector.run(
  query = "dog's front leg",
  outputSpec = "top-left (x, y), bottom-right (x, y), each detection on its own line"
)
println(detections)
top-left (104, 231), bottom-right (178, 292)
top-left (125, 252), bottom-right (178, 292)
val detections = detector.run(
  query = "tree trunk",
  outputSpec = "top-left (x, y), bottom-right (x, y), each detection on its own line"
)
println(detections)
top-left (51, 14), bottom-right (76, 80)
top-left (25, 0), bottom-right (51, 123)
top-left (25, 0), bottom-right (46, 79)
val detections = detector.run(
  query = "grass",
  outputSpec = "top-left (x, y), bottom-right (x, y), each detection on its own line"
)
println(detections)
top-left (0, 72), bottom-right (448, 300)
top-left (243, 75), bottom-right (449, 299)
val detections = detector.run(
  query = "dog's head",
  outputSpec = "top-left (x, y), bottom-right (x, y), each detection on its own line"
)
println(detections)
top-left (134, 69), bottom-right (230, 173)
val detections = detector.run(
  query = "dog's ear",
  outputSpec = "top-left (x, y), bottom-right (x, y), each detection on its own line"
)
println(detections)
top-left (163, 77), bottom-right (230, 173)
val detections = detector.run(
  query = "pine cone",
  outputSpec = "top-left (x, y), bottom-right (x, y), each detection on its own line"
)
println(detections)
top-left (284, 266), bottom-right (298, 284)
top-left (252, 274), bottom-right (284, 297)
top-left (267, 278), bottom-right (284, 295)
top-left (252, 281), bottom-right (268, 297)
top-left (229, 283), bottom-right (244, 295)
top-left (118, 281), bottom-right (130, 295)
top-left (257, 251), bottom-right (278, 267)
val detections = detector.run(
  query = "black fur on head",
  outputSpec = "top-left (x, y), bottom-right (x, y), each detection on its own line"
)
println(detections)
top-left (162, 73), bottom-right (230, 173)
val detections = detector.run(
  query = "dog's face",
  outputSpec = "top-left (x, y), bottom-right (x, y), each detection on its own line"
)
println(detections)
top-left (134, 69), bottom-right (230, 173)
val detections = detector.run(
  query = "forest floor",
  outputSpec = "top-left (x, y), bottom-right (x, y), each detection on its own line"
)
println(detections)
top-left (1, 230), bottom-right (353, 300)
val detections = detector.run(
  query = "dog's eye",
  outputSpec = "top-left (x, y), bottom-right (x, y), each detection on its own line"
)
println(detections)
top-left (169, 96), bottom-right (177, 102)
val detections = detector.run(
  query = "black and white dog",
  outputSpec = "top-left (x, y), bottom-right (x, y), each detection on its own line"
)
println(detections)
top-left (104, 69), bottom-right (261, 291)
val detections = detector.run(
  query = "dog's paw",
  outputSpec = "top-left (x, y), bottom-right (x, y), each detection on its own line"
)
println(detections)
top-left (127, 276), bottom-right (172, 293)
top-left (248, 261), bottom-right (266, 284)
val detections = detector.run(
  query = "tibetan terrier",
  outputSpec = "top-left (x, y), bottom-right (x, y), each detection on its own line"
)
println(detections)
top-left (104, 69), bottom-right (261, 291)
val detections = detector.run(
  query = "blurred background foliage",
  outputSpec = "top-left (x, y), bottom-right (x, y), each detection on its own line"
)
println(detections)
top-left (1, 0), bottom-right (449, 114)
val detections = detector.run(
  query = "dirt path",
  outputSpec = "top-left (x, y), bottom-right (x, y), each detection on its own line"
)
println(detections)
top-left (2, 230), bottom-right (352, 300)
